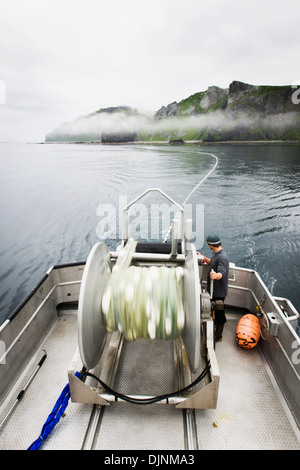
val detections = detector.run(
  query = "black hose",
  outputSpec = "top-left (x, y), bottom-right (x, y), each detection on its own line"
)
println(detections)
top-left (81, 361), bottom-right (211, 405)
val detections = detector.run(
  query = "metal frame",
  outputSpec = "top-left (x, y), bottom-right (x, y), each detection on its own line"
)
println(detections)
top-left (121, 188), bottom-right (185, 254)
top-left (72, 241), bottom-right (212, 408)
top-left (74, 188), bottom-right (208, 407)
top-left (68, 316), bottom-right (220, 410)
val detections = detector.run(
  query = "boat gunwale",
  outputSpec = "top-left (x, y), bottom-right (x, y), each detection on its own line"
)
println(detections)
top-left (2, 261), bottom-right (86, 327)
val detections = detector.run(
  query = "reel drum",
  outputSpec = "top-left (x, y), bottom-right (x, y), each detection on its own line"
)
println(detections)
top-left (78, 242), bottom-right (112, 369)
top-left (182, 244), bottom-right (201, 373)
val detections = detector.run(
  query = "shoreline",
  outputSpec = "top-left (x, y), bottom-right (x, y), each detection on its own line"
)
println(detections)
top-left (40, 140), bottom-right (300, 146)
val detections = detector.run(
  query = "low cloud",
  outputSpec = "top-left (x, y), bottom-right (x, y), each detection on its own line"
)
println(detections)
top-left (46, 107), bottom-right (300, 142)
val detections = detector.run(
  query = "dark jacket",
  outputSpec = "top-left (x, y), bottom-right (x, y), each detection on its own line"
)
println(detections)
top-left (207, 248), bottom-right (229, 298)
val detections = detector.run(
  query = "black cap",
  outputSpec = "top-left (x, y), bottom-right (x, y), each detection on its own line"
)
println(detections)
top-left (206, 233), bottom-right (221, 245)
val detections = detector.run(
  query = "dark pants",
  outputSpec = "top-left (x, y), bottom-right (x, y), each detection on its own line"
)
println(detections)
top-left (213, 296), bottom-right (226, 325)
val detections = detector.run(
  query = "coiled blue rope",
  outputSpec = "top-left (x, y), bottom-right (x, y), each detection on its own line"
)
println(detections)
top-left (27, 371), bottom-right (82, 450)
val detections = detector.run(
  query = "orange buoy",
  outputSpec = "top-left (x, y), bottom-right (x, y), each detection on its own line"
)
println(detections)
top-left (235, 314), bottom-right (260, 349)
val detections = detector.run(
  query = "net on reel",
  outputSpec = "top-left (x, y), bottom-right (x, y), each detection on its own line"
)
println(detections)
top-left (102, 240), bottom-right (185, 341)
top-left (78, 238), bottom-right (201, 373)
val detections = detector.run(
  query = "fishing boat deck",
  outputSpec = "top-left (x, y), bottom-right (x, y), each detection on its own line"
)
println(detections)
top-left (0, 306), bottom-right (299, 450)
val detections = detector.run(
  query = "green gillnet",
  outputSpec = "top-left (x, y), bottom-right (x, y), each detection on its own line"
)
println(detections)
top-left (101, 239), bottom-right (185, 340)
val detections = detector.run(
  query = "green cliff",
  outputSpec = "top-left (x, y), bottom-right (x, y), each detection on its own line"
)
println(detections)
top-left (150, 81), bottom-right (300, 142)
top-left (45, 81), bottom-right (300, 143)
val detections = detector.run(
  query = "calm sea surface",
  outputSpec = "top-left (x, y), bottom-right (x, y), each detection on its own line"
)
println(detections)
top-left (0, 142), bottom-right (299, 325)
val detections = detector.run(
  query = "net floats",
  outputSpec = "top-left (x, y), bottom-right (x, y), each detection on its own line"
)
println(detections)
top-left (235, 314), bottom-right (260, 349)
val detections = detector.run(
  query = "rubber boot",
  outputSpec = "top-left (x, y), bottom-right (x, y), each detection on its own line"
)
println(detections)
top-left (215, 324), bottom-right (224, 343)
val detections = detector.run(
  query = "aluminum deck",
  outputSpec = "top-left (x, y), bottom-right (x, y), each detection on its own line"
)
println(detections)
top-left (1, 307), bottom-right (299, 450)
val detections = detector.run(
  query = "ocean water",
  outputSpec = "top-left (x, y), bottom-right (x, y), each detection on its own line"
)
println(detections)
top-left (0, 142), bottom-right (299, 325)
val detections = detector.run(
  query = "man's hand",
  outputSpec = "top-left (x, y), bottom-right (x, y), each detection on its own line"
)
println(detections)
top-left (197, 252), bottom-right (210, 265)
top-left (210, 269), bottom-right (222, 280)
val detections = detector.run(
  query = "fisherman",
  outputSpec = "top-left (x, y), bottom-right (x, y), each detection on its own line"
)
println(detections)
top-left (201, 234), bottom-right (229, 342)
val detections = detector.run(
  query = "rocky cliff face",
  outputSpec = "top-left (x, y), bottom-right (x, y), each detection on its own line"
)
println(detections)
top-left (45, 81), bottom-right (300, 143)
top-left (201, 81), bottom-right (300, 141)
top-left (154, 86), bottom-right (228, 120)
top-left (227, 81), bottom-right (297, 115)
top-left (154, 81), bottom-right (300, 142)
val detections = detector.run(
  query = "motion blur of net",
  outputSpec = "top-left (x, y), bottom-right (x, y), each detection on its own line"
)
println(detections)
top-left (102, 239), bottom-right (185, 340)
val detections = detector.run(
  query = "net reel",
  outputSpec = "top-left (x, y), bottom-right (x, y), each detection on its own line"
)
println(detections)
top-left (78, 189), bottom-right (201, 374)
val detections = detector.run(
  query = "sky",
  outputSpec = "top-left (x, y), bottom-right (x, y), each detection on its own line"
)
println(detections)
top-left (0, 0), bottom-right (299, 142)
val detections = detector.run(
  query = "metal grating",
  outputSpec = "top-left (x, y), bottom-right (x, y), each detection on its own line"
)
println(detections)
top-left (113, 338), bottom-right (176, 396)
top-left (1, 310), bottom-right (299, 450)
top-left (94, 337), bottom-right (185, 450)
top-left (0, 314), bottom-right (92, 450)
top-left (95, 402), bottom-right (184, 450)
